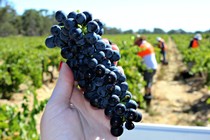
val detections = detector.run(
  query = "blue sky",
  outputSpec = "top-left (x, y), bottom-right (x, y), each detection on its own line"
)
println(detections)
top-left (9, 0), bottom-right (210, 32)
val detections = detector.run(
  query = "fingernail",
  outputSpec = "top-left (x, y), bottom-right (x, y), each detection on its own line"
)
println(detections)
top-left (58, 61), bottom-right (63, 71)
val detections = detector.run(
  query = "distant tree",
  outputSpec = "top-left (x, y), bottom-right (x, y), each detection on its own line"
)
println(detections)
top-left (22, 9), bottom-right (45, 36)
top-left (39, 9), bottom-right (57, 35)
top-left (153, 28), bottom-right (165, 34)
top-left (136, 29), bottom-right (151, 34)
top-left (123, 29), bottom-right (134, 34)
top-left (0, 5), bottom-right (18, 36)
top-left (167, 29), bottom-right (187, 34)
top-left (104, 26), bottom-right (122, 34)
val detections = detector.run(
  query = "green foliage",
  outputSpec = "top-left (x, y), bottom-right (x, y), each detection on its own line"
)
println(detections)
top-left (172, 34), bottom-right (210, 84)
top-left (0, 90), bottom-right (48, 140)
top-left (0, 36), bottom-right (63, 99)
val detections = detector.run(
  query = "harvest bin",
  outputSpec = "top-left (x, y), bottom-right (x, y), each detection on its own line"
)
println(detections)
top-left (120, 123), bottom-right (210, 140)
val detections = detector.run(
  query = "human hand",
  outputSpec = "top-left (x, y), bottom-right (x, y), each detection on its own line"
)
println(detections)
top-left (40, 62), bottom-right (119, 140)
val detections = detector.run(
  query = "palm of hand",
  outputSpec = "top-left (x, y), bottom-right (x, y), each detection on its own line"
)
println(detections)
top-left (41, 63), bottom-right (118, 140)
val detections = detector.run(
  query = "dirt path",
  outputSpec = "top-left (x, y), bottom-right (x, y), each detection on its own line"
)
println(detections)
top-left (140, 37), bottom-right (210, 126)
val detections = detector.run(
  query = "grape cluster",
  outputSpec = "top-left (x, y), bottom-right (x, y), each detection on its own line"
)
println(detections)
top-left (45, 10), bottom-right (142, 137)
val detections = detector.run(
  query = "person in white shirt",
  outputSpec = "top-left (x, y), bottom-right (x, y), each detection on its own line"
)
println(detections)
top-left (134, 35), bottom-right (158, 106)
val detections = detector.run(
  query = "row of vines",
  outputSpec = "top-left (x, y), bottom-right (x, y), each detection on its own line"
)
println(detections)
top-left (171, 34), bottom-right (210, 123)
top-left (171, 34), bottom-right (210, 85)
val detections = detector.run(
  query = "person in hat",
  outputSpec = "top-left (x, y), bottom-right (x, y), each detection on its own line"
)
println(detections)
top-left (156, 37), bottom-right (168, 65)
top-left (189, 33), bottom-right (202, 49)
top-left (134, 35), bottom-right (158, 106)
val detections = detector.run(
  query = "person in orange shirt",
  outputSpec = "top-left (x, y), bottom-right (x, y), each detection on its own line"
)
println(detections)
top-left (134, 35), bottom-right (158, 106)
top-left (189, 33), bottom-right (202, 48)
top-left (156, 37), bottom-right (168, 65)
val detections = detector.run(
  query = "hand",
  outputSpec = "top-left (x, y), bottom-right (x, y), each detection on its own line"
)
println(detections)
top-left (40, 62), bottom-right (119, 140)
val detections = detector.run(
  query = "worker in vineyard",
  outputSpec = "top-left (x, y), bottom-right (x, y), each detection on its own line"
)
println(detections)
top-left (156, 37), bottom-right (168, 65)
top-left (189, 33), bottom-right (202, 48)
top-left (187, 33), bottom-right (202, 73)
top-left (134, 35), bottom-right (158, 106)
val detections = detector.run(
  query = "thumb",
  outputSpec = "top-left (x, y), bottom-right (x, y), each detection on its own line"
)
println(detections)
top-left (48, 62), bottom-right (75, 107)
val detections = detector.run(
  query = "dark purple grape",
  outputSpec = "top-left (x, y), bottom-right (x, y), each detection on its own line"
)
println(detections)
top-left (104, 106), bottom-right (114, 118)
top-left (85, 82), bottom-right (96, 92)
top-left (98, 28), bottom-right (104, 35)
top-left (93, 51), bottom-right (105, 61)
top-left (55, 10), bottom-right (66, 23)
top-left (112, 69), bottom-right (126, 83)
top-left (78, 58), bottom-right (85, 66)
top-left (110, 50), bottom-right (121, 62)
top-left (64, 18), bottom-right (77, 30)
top-left (66, 58), bottom-right (79, 69)
top-left (87, 21), bottom-right (99, 33)
top-left (70, 45), bottom-right (78, 54)
top-left (59, 32), bottom-right (69, 43)
top-left (75, 12), bottom-right (86, 25)
top-left (114, 103), bottom-right (126, 116)
top-left (95, 64), bottom-right (106, 77)
top-left (97, 86), bottom-right (108, 97)
top-left (121, 91), bottom-right (132, 102)
top-left (125, 108), bottom-right (137, 121)
top-left (105, 71), bottom-right (117, 84)
top-left (104, 48), bottom-right (113, 58)
top-left (125, 99), bottom-right (138, 109)
top-left (93, 18), bottom-right (104, 35)
top-left (101, 59), bottom-right (111, 69)
top-left (113, 85), bottom-right (121, 96)
top-left (86, 45), bottom-right (95, 55)
top-left (93, 19), bottom-right (104, 29)
top-left (83, 11), bottom-right (92, 23)
top-left (110, 116), bottom-right (123, 128)
top-left (108, 94), bottom-right (120, 106)
top-left (90, 96), bottom-right (100, 108)
top-left (54, 36), bottom-right (66, 48)
top-left (69, 27), bottom-right (83, 40)
top-left (84, 70), bottom-right (95, 80)
top-left (45, 35), bottom-right (56, 48)
top-left (110, 126), bottom-right (124, 137)
top-left (50, 25), bottom-right (61, 36)
top-left (95, 39), bottom-right (106, 51)
top-left (94, 77), bottom-right (105, 86)
top-left (67, 40), bottom-right (75, 47)
top-left (106, 84), bottom-right (115, 93)
top-left (61, 27), bottom-right (69, 36)
top-left (67, 11), bottom-right (77, 19)
top-left (134, 111), bottom-right (142, 122)
top-left (84, 90), bottom-right (98, 101)
top-left (98, 97), bottom-right (109, 109)
top-left (76, 38), bottom-right (86, 46)
top-left (119, 82), bottom-right (128, 92)
top-left (61, 47), bottom-right (72, 59)
top-left (85, 32), bottom-right (98, 44)
top-left (125, 121), bottom-right (135, 130)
